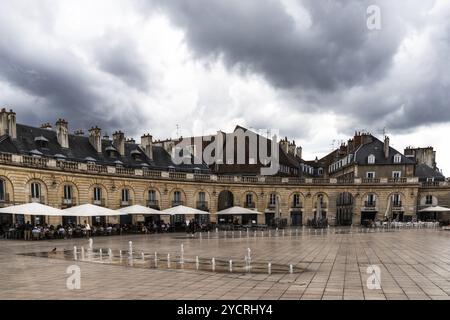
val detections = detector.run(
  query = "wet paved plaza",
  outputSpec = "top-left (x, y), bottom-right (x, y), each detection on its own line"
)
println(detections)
top-left (1, 228), bottom-right (450, 300)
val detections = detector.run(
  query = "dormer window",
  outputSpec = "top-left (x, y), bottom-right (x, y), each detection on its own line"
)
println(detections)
top-left (393, 154), bottom-right (401, 163)
top-left (34, 135), bottom-right (49, 149)
top-left (84, 157), bottom-right (97, 164)
top-left (105, 146), bottom-right (118, 158)
top-left (29, 149), bottom-right (43, 158)
top-left (130, 149), bottom-right (142, 161)
top-left (368, 154), bottom-right (375, 164)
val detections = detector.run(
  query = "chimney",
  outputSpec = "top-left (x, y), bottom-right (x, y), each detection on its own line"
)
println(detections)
top-left (295, 146), bottom-right (302, 159)
top-left (40, 123), bottom-right (52, 130)
top-left (55, 119), bottom-right (69, 148)
top-left (88, 126), bottom-right (102, 153)
top-left (141, 134), bottom-right (153, 160)
top-left (288, 140), bottom-right (296, 155)
top-left (280, 137), bottom-right (289, 154)
top-left (0, 108), bottom-right (17, 139)
top-left (74, 129), bottom-right (84, 136)
top-left (126, 137), bottom-right (136, 144)
top-left (112, 131), bottom-right (125, 156)
top-left (7, 110), bottom-right (16, 139)
top-left (384, 135), bottom-right (390, 159)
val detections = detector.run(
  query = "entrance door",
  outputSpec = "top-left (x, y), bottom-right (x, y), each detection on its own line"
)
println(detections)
top-left (291, 211), bottom-right (302, 226)
top-left (242, 214), bottom-right (257, 226)
top-left (265, 212), bottom-right (275, 226)
top-left (360, 212), bottom-right (376, 226)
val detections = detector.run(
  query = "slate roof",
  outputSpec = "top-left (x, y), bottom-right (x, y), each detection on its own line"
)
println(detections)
top-left (415, 164), bottom-right (445, 180)
top-left (0, 123), bottom-right (210, 172)
top-left (354, 138), bottom-right (415, 165)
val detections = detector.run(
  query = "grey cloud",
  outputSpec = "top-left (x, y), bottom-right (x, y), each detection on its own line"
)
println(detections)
top-left (0, 2), bottom-right (149, 136)
top-left (94, 32), bottom-right (151, 92)
top-left (142, 0), bottom-right (450, 132)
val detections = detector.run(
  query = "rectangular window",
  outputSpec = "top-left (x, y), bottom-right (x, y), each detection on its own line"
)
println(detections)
top-left (121, 189), bottom-right (129, 202)
top-left (63, 185), bottom-right (72, 200)
top-left (174, 191), bottom-right (181, 203)
top-left (246, 193), bottom-right (253, 204)
top-left (392, 194), bottom-right (401, 206)
top-left (31, 183), bottom-right (40, 199)
top-left (148, 190), bottom-right (156, 201)
top-left (366, 172), bottom-right (375, 179)
top-left (425, 195), bottom-right (433, 205)
top-left (293, 194), bottom-right (300, 206)
top-left (392, 171), bottom-right (401, 179)
top-left (93, 187), bottom-right (101, 202)
top-left (198, 191), bottom-right (205, 202)
top-left (269, 194), bottom-right (276, 205)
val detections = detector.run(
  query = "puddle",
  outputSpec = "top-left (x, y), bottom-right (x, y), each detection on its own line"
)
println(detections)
top-left (21, 249), bottom-right (304, 275)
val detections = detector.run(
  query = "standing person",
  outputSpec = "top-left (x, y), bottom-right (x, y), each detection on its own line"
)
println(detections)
top-left (24, 221), bottom-right (32, 241)
top-left (84, 220), bottom-right (91, 238)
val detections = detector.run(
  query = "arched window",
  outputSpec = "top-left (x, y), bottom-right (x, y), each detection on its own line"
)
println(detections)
top-left (368, 154), bottom-right (375, 164)
top-left (393, 154), bottom-right (401, 163)
top-left (31, 182), bottom-right (41, 202)
top-left (293, 194), bottom-right (301, 207)
top-left (245, 193), bottom-right (254, 208)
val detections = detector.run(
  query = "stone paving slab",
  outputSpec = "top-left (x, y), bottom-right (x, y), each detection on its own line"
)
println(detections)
top-left (0, 228), bottom-right (449, 300)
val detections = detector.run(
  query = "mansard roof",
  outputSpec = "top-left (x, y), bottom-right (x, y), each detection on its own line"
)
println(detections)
top-left (0, 123), bottom-right (210, 172)
top-left (354, 138), bottom-right (415, 165)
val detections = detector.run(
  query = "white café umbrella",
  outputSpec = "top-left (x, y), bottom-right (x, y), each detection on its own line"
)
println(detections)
top-left (216, 206), bottom-right (261, 215)
top-left (63, 203), bottom-right (127, 217)
top-left (161, 205), bottom-right (209, 215)
top-left (0, 202), bottom-right (65, 216)
top-left (117, 204), bottom-right (161, 215)
top-left (418, 206), bottom-right (450, 212)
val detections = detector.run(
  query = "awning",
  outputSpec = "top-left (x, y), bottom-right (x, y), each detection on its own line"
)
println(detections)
top-left (161, 205), bottom-right (209, 215)
top-left (0, 203), bottom-right (65, 216)
top-left (117, 205), bottom-right (161, 215)
top-left (419, 206), bottom-right (450, 212)
top-left (63, 204), bottom-right (127, 217)
top-left (216, 206), bottom-right (262, 215)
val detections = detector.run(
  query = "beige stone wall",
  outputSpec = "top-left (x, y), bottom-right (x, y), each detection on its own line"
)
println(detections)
top-left (1, 163), bottom-right (442, 226)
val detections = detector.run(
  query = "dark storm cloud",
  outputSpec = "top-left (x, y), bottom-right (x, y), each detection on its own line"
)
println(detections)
top-left (94, 32), bottom-right (151, 92)
top-left (144, 0), bottom-right (400, 91)
top-left (142, 0), bottom-right (450, 132)
top-left (0, 2), bottom-right (149, 136)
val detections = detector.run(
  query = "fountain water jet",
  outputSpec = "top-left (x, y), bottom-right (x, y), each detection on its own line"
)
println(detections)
top-left (81, 247), bottom-right (85, 261)
top-left (73, 246), bottom-right (77, 261)
top-left (167, 253), bottom-right (171, 268)
top-left (229, 260), bottom-right (233, 272)
top-left (211, 258), bottom-right (216, 271)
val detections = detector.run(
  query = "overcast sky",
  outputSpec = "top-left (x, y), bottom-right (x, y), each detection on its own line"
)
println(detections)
top-left (1, 0), bottom-right (449, 174)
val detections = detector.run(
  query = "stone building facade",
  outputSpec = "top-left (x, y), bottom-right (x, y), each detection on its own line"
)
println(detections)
top-left (0, 109), bottom-right (449, 227)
